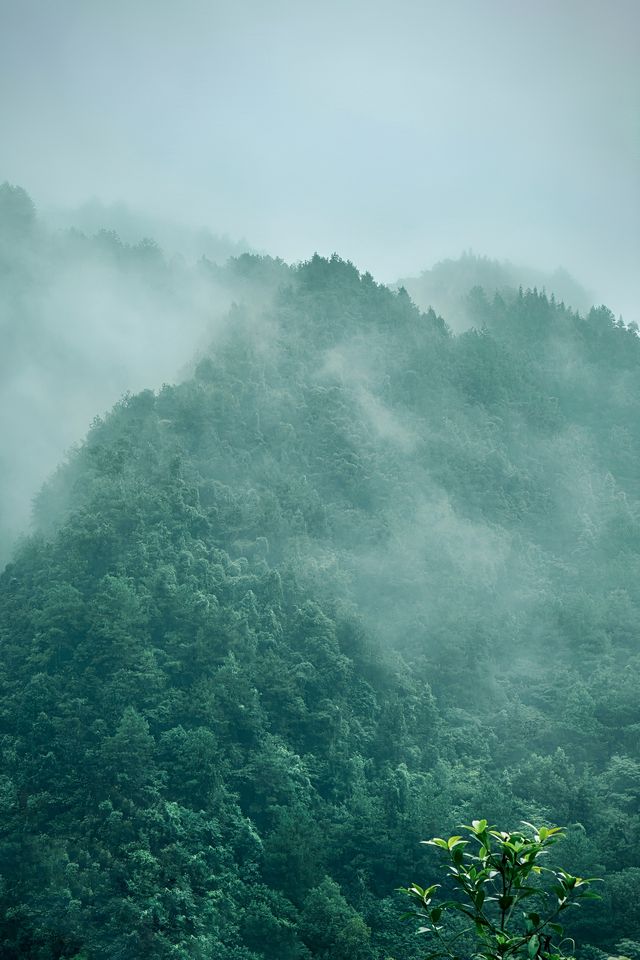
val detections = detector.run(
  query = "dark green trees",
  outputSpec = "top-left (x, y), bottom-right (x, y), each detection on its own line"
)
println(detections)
top-left (0, 250), bottom-right (637, 957)
top-left (0, 181), bottom-right (36, 242)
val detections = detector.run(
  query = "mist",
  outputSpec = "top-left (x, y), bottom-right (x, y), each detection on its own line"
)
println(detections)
top-left (0, 191), bottom-right (244, 562)
top-left (1, 0), bottom-right (638, 318)
top-left (2, 1), bottom-right (637, 559)
top-left (1, 1), bottom-right (640, 943)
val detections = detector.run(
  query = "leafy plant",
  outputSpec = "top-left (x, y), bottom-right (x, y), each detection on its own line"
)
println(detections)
top-left (401, 820), bottom-right (601, 960)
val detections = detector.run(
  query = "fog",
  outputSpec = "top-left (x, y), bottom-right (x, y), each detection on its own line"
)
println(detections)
top-left (1, 0), bottom-right (638, 561)
top-left (2, 0), bottom-right (638, 318)
top-left (2, 6), bottom-right (640, 950)
top-left (0, 202), bottom-right (243, 562)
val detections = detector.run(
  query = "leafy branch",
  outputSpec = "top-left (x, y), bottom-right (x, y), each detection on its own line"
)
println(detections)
top-left (400, 820), bottom-right (601, 960)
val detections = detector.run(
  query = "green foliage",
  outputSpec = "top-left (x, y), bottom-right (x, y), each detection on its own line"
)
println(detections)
top-left (0, 181), bottom-right (37, 243)
top-left (402, 822), bottom-right (601, 960)
top-left (0, 207), bottom-right (636, 956)
top-left (299, 878), bottom-right (375, 960)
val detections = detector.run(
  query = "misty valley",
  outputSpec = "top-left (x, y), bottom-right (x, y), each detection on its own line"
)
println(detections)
top-left (1, 181), bottom-right (639, 960)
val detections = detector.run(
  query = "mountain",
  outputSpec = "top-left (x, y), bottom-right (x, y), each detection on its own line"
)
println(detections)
top-left (0, 183), bottom-right (278, 565)
top-left (45, 197), bottom-right (253, 265)
top-left (397, 252), bottom-right (595, 329)
top-left (1, 223), bottom-right (640, 954)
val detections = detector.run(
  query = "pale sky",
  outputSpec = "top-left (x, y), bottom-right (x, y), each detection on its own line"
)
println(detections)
top-left (1, 0), bottom-right (639, 317)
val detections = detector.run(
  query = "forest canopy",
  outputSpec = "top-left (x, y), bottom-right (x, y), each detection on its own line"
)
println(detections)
top-left (0, 188), bottom-right (639, 959)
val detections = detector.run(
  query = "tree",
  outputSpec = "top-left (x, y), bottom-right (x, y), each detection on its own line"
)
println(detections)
top-left (0, 182), bottom-right (36, 241)
top-left (299, 877), bottom-right (375, 960)
top-left (401, 820), bottom-right (600, 960)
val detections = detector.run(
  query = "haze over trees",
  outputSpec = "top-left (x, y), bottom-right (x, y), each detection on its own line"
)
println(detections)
top-left (396, 254), bottom-right (595, 331)
top-left (0, 182), bottom-right (259, 564)
top-left (0, 188), bottom-right (639, 958)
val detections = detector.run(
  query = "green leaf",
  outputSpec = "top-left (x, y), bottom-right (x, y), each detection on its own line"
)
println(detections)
top-left (422, 884), bottom-right (441, 897)
top-left (424, 838), bottom-right (450, 850)
top-left (447, 836), bottom-right (466, 849)
top-left (402, 820), bottom-right (598, 960)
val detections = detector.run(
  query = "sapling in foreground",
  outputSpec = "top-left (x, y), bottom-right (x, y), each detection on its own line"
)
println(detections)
top-left (401, 821), bottom-right (600, 960)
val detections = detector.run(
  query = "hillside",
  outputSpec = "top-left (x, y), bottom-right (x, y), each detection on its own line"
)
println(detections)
top-left (397, 253), bottom-right (595, 329)
top-left (0, 182), bottom-right (270, 565)
top-left (1, 251), bottom-right (640, 957)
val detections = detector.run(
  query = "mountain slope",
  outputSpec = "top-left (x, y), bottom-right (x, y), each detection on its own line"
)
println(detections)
top-left (397, 252), bottom-right (595, 329)
top-left (1, 255), bottom-right (640, 957)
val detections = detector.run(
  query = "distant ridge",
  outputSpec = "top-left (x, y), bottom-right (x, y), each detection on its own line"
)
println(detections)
top-left (397, 252), bottom-right (594, 330)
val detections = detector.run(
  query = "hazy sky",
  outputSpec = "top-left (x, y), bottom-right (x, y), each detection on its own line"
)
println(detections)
top-left (2, 0), bottom-right (639, 316)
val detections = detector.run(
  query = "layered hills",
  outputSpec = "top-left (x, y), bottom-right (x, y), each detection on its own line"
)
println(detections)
top-left (1, 192), bottom-right (640, 957)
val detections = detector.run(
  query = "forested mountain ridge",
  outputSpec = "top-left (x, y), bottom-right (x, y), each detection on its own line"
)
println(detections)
top-left (0, 181), bottom-right (265, 564)
top-left (397, 252), bottom-right (596, 329)
top-left (1, 216), bottom-right (640, 955)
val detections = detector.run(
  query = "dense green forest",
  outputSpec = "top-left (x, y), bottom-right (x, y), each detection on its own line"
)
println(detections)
top-left (1, 186), bottom-right (640, 959)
